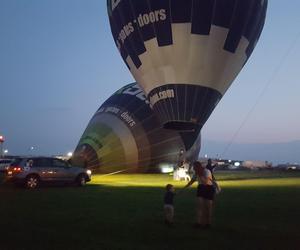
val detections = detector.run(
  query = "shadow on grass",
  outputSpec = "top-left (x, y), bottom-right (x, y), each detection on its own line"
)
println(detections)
top-left (1, 176), bottom-right (300, 250)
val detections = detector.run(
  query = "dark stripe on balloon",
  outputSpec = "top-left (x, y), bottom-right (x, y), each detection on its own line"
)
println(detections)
top-left (244, 1), bottom-right (262, 42)
top-left (224, 1), bottom-right (254, 53)
top-left (151, 96), bottom-right (170, 127)
top-left (193, 87), bottom-right (220, 128)
top-left (171, 0), bottom-right (192, 23)
top-left (122, 1), bottom-right (147, 56)
top-left (213, 0), bottom-right (235, 29)
top-left (148, 84), bottom-right (222, 130)
top-left (116, 0), bottom-right (142, 67)
top-left (108, 18), bottom-right (130, 69)
top-left (246, 1), bottom-right (268, 57)
top-left (191, 0), bottom-right (216, 35)
top-left (130, 0), bottom-right (155, 41)
top-left (149, 0), bottom-right (173, 46)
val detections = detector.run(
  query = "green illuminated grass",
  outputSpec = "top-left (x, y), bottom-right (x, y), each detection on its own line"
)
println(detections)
top-left (92, 171), bottom-right (300, 188)
top-left (0, 171), bottom-right (300, 250)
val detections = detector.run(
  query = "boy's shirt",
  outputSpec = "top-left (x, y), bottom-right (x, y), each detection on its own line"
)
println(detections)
top-left (164, 191), bottom-right (175, 205)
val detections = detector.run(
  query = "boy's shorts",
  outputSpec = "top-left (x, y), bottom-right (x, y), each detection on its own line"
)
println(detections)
top-left (164, 204), bottom-right (174, 220)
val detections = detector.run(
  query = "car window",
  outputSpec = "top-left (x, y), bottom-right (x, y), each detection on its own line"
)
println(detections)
top-left (10, 158), bottom-right (23, 166)
top-left (52, 159), bottom-right (67, 168)
top-left (32, 158), bottom-right (52, 168)
top-left (0, 160), bottom-right (11, 164)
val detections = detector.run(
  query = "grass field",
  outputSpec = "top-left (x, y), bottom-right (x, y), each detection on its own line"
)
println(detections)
top-left (0, 171), bottom-right (300, 250)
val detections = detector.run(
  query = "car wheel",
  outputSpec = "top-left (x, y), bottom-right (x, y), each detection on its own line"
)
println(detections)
top-left (76, 174), bottom-right (87, 187)
top-left (25, 175), bottom-right (39, 189)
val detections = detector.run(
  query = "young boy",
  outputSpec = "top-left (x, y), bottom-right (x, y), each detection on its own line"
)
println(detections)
top-left (164, 184), bottom-right (175, 226)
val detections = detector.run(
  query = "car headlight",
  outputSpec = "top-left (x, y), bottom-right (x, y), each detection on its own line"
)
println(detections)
top-left (86, 170), bottom-right (92, 175)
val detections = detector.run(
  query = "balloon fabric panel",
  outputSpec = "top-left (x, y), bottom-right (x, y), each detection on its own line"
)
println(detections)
top-left (108, 0), bottom-right (268, 69)
top-left (74, 83), bottom-right (201, 173)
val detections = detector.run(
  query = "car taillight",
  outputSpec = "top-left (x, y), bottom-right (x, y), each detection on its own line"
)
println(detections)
top-left (9, 166), bottom-right (23, 173)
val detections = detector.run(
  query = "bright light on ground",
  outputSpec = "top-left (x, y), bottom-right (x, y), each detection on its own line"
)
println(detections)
top-left (234, 162), bottom-right (240, 167)
top-left (159, 164), bottom-right (174, 173)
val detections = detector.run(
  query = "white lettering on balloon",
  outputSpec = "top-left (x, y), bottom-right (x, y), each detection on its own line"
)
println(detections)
top-left (150, 89), bottom-right (175, 106)
top-left (121, 112), bottom-right (136, 127)
top-left (95, 106), bottom-right (136, 127)
top-left (137, 9), bottom-right (166, 27)
top-left (116, 9), bottom-right (166, 46)
top-left (111, 0), bottom-right (122, 11)
top-left (123, 84), bottom-right (149, 104)
top-left (118, 22), bottom-right (134, 44)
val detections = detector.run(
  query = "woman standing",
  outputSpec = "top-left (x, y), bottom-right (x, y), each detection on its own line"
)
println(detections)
top-left (184, 161), bottom-right (215, 229)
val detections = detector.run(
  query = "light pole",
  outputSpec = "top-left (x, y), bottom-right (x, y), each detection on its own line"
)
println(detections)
top-left (0, 135), bottom-right (4, 158)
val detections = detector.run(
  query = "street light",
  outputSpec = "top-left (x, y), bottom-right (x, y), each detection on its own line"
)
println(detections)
top-left (28, 146), bottom-right (35, 156)
top-left (4, 149), bottom-right (8, 155)
top-left (0, 135), bottom-right (5, 158)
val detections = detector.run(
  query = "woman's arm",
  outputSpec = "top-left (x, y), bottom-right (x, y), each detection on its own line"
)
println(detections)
top-left (183, 175), bottom-right (196, 188)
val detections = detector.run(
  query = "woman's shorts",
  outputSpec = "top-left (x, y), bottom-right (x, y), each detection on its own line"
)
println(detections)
top-left (197, 184), bottom-right (215, 200)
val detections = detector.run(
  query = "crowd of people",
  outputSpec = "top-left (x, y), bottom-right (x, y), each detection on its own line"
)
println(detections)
top-left (164, 159), bottom-right (220, 229)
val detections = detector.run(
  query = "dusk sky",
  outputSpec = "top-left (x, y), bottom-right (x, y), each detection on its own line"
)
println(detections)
top-left (0, 1), bottom-right (299, 159)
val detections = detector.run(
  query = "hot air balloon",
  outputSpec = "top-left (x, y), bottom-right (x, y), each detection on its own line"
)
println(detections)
top-left (73, 83), bottom-right (201, 173)
top-left (107, 0), bottom-right (268, 131)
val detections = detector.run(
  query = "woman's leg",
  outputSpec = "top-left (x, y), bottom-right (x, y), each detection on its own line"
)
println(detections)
top-left (203, 199), bottom-right (213, 226)
top-left (196, 197), bottom-right (204, 225)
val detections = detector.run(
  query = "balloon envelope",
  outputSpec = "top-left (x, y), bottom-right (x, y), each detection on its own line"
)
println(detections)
top-left (108, 0), bottom-right (268, 131)
top-left (73, 83), bottom-right (201, 173)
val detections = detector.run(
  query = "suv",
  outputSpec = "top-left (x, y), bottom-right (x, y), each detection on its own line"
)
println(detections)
top-left (6, 157), bottom-right (91, 189)
top-left (0, 159), bottom-right (14, 173)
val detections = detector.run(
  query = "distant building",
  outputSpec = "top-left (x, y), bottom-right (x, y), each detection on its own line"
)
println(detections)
top-left (276, 164), bottom-right (300, 171)
top-left (242, 160), bottom-right (271, 169)
top-left (199, 157), bottom-right (273, 170)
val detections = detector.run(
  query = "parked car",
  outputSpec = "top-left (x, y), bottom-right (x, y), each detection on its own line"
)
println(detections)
top-left (0, 159), bottom-right (14, 173)
top-left (6, 157), bottom-right (91, 189)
